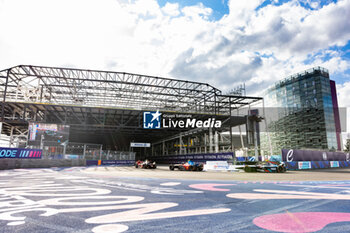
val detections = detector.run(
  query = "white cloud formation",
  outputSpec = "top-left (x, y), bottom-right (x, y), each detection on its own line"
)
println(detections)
top-left (0, 0), bottom-right (349, 101)
top-left (182, 3), bottom-right (212, 19)
top-left (162, 2), bottom-right (180, 17)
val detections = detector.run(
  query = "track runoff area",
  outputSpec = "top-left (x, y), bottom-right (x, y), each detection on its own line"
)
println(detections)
top-left (1, 167), bottom-right (350, 233)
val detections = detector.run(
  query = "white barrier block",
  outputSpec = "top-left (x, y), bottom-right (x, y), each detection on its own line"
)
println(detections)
top-left (204, 161), bottom-right (229, 171)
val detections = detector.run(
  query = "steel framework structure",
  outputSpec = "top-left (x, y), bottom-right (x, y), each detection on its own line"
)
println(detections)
top-left (0, 65), bottom-right (262, 149)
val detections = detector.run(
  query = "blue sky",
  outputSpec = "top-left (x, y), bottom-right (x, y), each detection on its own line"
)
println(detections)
top-left (157, 0), bottom-right (230, 20)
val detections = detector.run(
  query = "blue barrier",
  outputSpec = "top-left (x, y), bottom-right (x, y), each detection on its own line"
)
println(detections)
top-left (285, 161), bottom-right (350, 170)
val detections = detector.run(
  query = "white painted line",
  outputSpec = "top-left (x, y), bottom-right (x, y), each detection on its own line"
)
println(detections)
top-left (7, 221), bottom-right (25, 226)
top-left (160, 182), bottom-right (181, 186)
top-left (92, 224), bottom-right (129, 233)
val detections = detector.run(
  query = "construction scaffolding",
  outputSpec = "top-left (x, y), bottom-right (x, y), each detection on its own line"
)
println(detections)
top-left (0, 65), bottom-right (263, 158)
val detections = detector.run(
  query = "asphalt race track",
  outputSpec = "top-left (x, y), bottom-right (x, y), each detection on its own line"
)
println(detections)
top-left (1, 167), bottom-right (350, 233)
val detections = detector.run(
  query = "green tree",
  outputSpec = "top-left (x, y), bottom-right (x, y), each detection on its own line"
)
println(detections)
top-left (345, 139), bottom-right (350, 152)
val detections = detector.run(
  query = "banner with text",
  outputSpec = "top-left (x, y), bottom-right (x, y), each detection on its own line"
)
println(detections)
top-left (282, 149), bottom-right (350, 162)
top-left (0, 147), bottom-right (42, 159)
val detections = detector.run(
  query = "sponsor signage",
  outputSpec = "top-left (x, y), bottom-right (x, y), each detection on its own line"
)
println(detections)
top-left (282, 149), bottom-right (350, 161)
top-left (153, 152), bottom-right (234, 163)
top-left (0, 147), bottom-right (42, 159)
top-left (285, 161), bottom-right (350, 170)
top-left (130, 142), bottom-right (151, 148)
top-left (86, 160), bottom-right (135, 166)
top-left (330, 161), bottom-right (339, 168)
top-left (143, 110), bottom-right (222, 129)
top-left (205, 161), bottom-right (229, 171)
top-left (298, 161), bottom-right (311, 169)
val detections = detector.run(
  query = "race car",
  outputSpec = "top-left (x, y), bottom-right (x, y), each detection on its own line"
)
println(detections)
top-left (237, 161), bottom-right (287, 173)
top-left (169, 161), bottom-right (204, 171)
top-left (135, 160), bottom-right (157, 169)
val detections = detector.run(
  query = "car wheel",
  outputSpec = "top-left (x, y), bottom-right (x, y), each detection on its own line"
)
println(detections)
top-left (169, 165), bottom-right (174, 170)
top-left (277, 166), bottom-right (283, 173)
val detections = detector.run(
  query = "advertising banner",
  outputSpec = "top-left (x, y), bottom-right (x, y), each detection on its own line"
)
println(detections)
top-left (153, 152), bottom-right (234, 164)
top-left (298, 161), bottom-right (311, 169)
top-left (282, 149), bottom-right (350, 161)
top-left (101, 160), bottom-right (135, 165)
top-left (285, 161), bottom-right (350, 170)
top-left (86, 160), bottom-right (135, 166)
top-left (204, 161), bottom-right (229, 171)
top-left (0, 147), bottom-right (42, 159)
top-left (330, 161), bottom-right (340, 168)
top-left (130, 143), bottom-right (151, 148)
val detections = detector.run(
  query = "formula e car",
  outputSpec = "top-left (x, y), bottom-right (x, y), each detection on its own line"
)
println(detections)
top-left (135, 160), bottom-right (157, 169)
top-left (169, 162), bottom-right (204, 171)
top-left (237, 161), bottom-right (287, 173)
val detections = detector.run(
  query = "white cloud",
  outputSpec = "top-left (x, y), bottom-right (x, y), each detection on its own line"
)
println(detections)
top-left (162, 2), bottom-right (180, 17)
top-left (182, 3), bottom-right (212, 20)
top-left (0, 0), bottom-right (349, 96)
top-left (225, 0), bottom-right (265, 27)
top-left (169, 0), bottom-right (350, 94)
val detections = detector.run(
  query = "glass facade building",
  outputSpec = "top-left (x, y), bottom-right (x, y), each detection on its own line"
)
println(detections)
top-left (262, 67), bottom-right (342, 155)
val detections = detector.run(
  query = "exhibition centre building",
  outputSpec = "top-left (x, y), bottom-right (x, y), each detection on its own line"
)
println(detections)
top-left (0, 65), bottom-right (263, 160)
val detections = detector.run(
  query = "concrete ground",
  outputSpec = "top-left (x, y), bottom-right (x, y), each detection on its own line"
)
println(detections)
top-left (82, 165), bottom-right (350, 181)
top-left (1, 166), bottom-right (350, 233)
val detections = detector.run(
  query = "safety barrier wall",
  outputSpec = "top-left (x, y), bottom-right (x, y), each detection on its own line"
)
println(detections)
top-left (86, 160), bottom-right (135, 166)
top-left (153, 152), bottom-right (234, 164)
top-left (0, 159), bottom-right (86, 170)
top-left (282, 149), bottom-right (350, 161)
top-left (281, 149), bottom-right (350, 170)
top-left (285, 161), bottom-right (350, 170)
